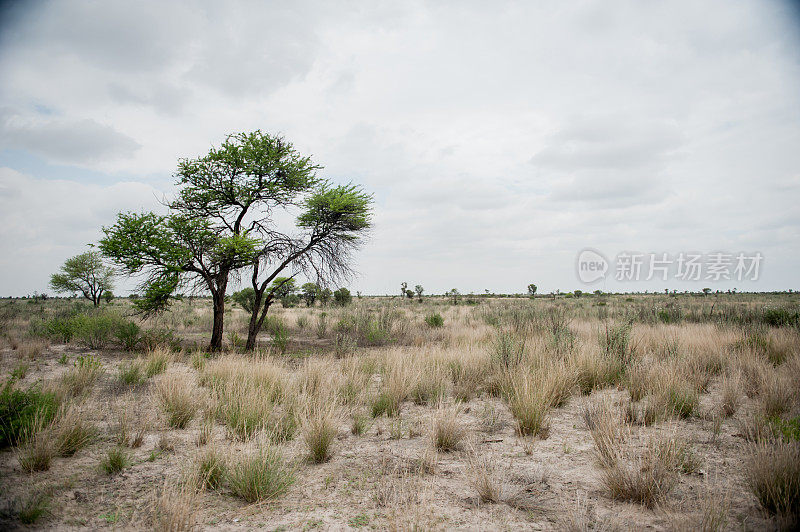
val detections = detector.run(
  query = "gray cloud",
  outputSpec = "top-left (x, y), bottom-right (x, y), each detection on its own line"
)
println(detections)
top-left (0, 109), bottom-right (140, 164)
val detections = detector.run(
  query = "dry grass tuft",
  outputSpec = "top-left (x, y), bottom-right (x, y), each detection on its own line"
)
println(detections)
top-left (430, 403), bottom-right (467, 452)
top-left (745, 440), bottom-right (800, 524)
top-left (153, 481), bottom-right (198, 532)
top-left (503, 373), bottom-right (551, 439)
top-left (52, 406), bottom-right (96, 456)
top-left (466, 449), bottom-right (508, 503)
top-left (192, 446), bottom-right (226, 490)
top-left (154, 373), bottom-right (198, 429)
top-left (301, 401), bottom-right (339, 463)
top-left (226, 444), bottom-right (295, 503)
top-left (16, 414), bottom-right (55, 472)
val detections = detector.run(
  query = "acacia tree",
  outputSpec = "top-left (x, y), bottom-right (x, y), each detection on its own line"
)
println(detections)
top-left (49, 251), bottom-right (114, 306)
top-left (100, 131), bottom-right (319, 351)
top-left (243, 183), bottom-right (372, 350)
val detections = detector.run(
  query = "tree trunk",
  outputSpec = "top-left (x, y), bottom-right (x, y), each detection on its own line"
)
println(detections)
top-left (244, 291), bottom-right (264, 351)
top-left (209, 291), bottom-right (225, 351)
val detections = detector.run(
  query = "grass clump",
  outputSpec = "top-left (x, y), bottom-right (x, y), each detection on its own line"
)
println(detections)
top-left (431, 404), bottom-right (466, 452)
top-left (53, 406), bottom-right (96, 456)
top-left (118, 359), bottom-right (145, 386)
top-left (301, 404), bottom-right (338, 463)
top-left (0, 381), bottom-right (58, 448)
top-left (154, 374), bottom-right (198, 429)
top-left (100, 447), bottom-right (130, 474)
top-left (8, 490), bottom-right (51, 525)
top-left (193, 447), bottom-right (226, 490)
top-left (145, 348), bottom-right (171, 377)
top-left (16, 415), bottom-right (55, 472)
top-left (746, 440), bottom-right (800, 524)
top-left (227, 445), bottom-right (295, 502)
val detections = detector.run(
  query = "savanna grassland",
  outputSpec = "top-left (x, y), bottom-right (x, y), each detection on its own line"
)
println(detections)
top-left (1, 293), bottom-right (799, 530)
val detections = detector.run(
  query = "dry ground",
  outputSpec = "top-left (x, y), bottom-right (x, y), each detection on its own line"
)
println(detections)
top-left (0, 294), bottom-right (798, 530)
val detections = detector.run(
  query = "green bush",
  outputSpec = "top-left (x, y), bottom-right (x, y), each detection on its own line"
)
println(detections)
top-left (333, 288), bottom-right (352, 306)
top-left (762, 307), bottom-right (799, 328)
top-left (114, 320), bottom-right (141, 351)
top-left (0, 382), bottom-right (58, 448)
top-left (424, 313), bottom-right (444, 328)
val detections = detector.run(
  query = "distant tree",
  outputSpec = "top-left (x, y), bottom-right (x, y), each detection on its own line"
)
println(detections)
top-left (302, 282), bottom-right (320, 306)
top-left (49, 251), bottom-right (114, 307)
top-left (405, 289), bottom-right (414, 299)
top-left (414, 285), bottom-right (424, 299)
top-left (232, 287), bottom-right (256, 313)
top-left (593, 290), bottom-right (603, 296)
top-left (574, 289), bottom-right (582, 298)
top-left (103, 291), bottom-right (115, 303)
top-left (334, 287), bottom-right (352, 306)
top-left (446, 288), bottom-right (460, 305)
top-left (702, 287), bottom-right (711, 295)
top-left (400, 282), bottom-right (408, 298)
top-left (319, 287), bottom-right (332, 306)
top-left (527, 284), bottom-right (537, 298)
top-left (356, 290), bottom-right (362, 299)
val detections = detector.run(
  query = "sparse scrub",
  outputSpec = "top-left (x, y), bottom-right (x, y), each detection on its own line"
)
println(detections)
top-left (119, 359), bottom-right (146, 386)
top-left (503, 373), bottom-right (550, 439)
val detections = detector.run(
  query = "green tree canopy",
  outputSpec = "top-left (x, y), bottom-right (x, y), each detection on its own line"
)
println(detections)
top-left (49, 251), bottom-right (114, 307)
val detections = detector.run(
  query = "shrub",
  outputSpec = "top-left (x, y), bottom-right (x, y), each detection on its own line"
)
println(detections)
top-left (114, 320), bottom-right (141, 351)
top-left (227, 446), bottom-right (295, 502)
top-left (424, 313), bottom-right (444, 328)
top-left (316, 313), bottom-right (328, 338)
top-left (272, 324), bottom-right (289, 354)
top-left (762, 307), bottom-right (799, 328)
top-left (600, 321), bottom-right (635, 368)
top-left (140, 328), bottom-right (179, 351)
top-left (71, 312), bottom-right (120, 349)
top-left (100, 447), bottom-right (130, 474)
top-left (746, 441), bottom-right (800, 522)
top-left (154, 374), bottom-right (198, 429)
top-left (0, 382), bottom-right (58, 448)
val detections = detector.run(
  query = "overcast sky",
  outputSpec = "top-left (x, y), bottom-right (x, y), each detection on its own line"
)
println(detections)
top-left (1, 0), bottom-right (799, 296)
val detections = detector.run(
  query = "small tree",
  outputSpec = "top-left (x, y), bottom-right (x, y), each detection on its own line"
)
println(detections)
top-left (400, 282), bottom-right (407, 298)
top-left (405, 289), bottom-right (414, 299)
top-left (702, 287), bottom-right (711, 296)
top-left (319, 288), bottom-right (332, 307)
top-left (301, 282), bottom-right (320, 306)
top-left (49, 251), bottom-right (114, 307)
top-left (414, 285), bottom-right (424, 299)
top-left (103, 291), bottom-right (115, 303)
top-left (574, 289), bottom-right (582, 298)
top-left (527, 284), bottom-right (537, 298)
top-left (333, 287), bottom-right (352, 306)
top-left (446, 288), bottom-right (460, 305)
